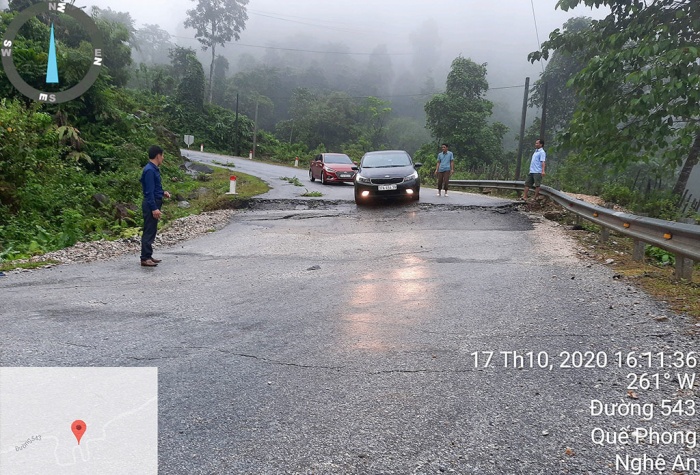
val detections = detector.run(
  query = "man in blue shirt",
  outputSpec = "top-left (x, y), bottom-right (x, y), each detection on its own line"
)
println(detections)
top-left (435, 143), bottom-right (454, 196)
top-left (522, 139), bottom-right (546, 201)
top-left (140, 145), bottom-right (170, 267)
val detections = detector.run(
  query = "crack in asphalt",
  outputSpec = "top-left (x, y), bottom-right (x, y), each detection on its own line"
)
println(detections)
top-left (184, 347), bottom-right (346, 371)
top-left (252, 213), bottom-right (343, 221)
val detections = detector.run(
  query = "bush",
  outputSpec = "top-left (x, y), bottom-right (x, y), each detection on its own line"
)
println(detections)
top-left (633, 191), bottom-right (680, 221)
top-left (600, 183), bottom-right (636, 206)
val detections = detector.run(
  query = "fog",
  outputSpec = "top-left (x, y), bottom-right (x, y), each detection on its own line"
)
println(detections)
top-left (5, 0), bottom-right (609, 138)
top-left (75, 2), bottom-right (605, 68)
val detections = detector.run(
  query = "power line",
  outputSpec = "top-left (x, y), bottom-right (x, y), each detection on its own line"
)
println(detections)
top-left (248, 9), bottom-right (367, 34)
top-left (260, 85), bottom-right (527, 101)
top-left (530, 0), bottom-right (546, 73)
top-left (166, 33), bottom-right (409, 56)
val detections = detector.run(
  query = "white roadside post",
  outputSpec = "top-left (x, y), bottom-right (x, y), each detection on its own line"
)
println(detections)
top-left (226, 175), bottom-right (238, 195)
top-left (294, 156), bottom-right (299, 167)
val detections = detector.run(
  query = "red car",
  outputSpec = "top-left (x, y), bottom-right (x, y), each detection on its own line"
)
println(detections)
top-left (309, 153), bottom-right (357, 184)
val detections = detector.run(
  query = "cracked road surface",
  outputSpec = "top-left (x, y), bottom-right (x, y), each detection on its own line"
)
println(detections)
top-left (1, 200), bottom-right (698, 474)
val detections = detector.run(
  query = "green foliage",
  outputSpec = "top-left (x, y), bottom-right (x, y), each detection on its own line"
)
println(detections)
top-left (288, 88), bottom-right (356, 150)
top-left (91, 12), bottom-right (134, 87)
top-left (530, 0), bottom-right (700, 196)
top-left (280, 176), bottom-right (303, 187)
top-left (176, 51), bottom-right (206, 111)
top-left (530, 17), bottom-right (593, 135)
top-left (600, 183), bottom-right (635, 206)
top-left (645, 246), bottom-right (675, 266)
top-left (634, 191), bottom-right (681, 221)
top-left (424, 56), bottom-right (506, 172)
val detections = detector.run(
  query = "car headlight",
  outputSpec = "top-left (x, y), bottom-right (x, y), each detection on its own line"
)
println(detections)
top-left (325, 167), bottom-right (336, 173)
top-left (403, 171), bottom-right (419, 182)
top-left (356, 174), bottom-right (371, 184)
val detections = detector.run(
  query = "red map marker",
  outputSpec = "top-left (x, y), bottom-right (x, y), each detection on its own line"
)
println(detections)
top-left (71, 420), bottom-right (86, 445)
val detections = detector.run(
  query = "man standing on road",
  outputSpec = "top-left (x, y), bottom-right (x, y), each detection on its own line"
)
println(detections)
top-left (435, 143), bottom-right (454, 196)
top-left (522, 139), bottom-right (546, 201)
top-left (140, 145), bottom-right (170, 267)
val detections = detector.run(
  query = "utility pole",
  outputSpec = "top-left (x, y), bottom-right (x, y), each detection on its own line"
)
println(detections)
top-left (515, 77), bottom-right (530, 181)
top-left (234, 93), bottom-right (240, 157)
top-left (539, 81), bottom-right (548, 143)
top-left (252, 98), bottom-right (259, 160)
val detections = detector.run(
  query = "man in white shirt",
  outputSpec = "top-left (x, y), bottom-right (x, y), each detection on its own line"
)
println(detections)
top-left (522, 139), bottom-right (546, 201)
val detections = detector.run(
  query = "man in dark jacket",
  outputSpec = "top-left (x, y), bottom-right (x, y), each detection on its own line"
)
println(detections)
top-left (140, 145), bottom-right (170, 267)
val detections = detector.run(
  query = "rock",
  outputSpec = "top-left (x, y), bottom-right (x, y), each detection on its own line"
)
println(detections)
top-left (178, 201), bottom-right (191, 209)
top-left (92, 193), bottom-right (111, 207)
top-left (185, 161), bottom-right (214, 174)
top-left (307, 265), bottom-right (321, 271)
top-left (114, 202), bottom-right (137, 224)
top-left (605, 258), bottom-right (615, 265)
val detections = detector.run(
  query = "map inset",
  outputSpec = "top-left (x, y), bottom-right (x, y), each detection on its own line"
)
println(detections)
top-left (1, 367), bottom-right (157, 474)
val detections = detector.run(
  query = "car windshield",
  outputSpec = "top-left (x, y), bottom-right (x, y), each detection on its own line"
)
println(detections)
top-left (361, 152), bottom-right (412, 168)
top-left (324, 154), bottom-right (353, 164)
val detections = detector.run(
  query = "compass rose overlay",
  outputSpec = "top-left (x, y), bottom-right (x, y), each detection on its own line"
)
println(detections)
top-left (1, 2), bottom-right (104, 104)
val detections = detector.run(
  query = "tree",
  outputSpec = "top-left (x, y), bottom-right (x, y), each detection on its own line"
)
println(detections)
top-left (211, 55), bottom-right (229, 106)
top-left (530, 17), bottom-right (592, 135)
top-left (424, 56), bottom-right (506, 171)
top-left (288, 88), bottom-right (356, 150)
top-left (174, 49), bottom-right (205, 111)
top-left (133, 24), bottom-right (174, 65)
top-left (356, 97), bottom-right (391, 150)
top-left (90, 8), bottom-right (138, 88)
top-left (529, 0), bottom-right (700, 196)
top-left (184, 0), bottom-right (248, 104)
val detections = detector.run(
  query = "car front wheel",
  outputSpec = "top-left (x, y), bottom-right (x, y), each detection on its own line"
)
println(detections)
top-left (320, 171), bottom-right (326, 185)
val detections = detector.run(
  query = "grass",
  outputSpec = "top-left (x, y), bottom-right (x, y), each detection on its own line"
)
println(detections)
top-left (212, 160), bottom-right (236, 168)
top-left (301, 189), bottom-right (323, 197)
top-left (162, 167), bottom-right (267, 218)
top-left (0, 166), bottom-right (269, 270)
top-left (280, 176), bottom-right (304, 187)
top-left (0, 260), bottom-right (60, 272)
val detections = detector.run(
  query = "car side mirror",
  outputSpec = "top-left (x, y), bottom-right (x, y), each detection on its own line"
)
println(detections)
top-left (414, 163), bottom-right (422, 168)
top-left (351, 166), bottom-right (358, 171)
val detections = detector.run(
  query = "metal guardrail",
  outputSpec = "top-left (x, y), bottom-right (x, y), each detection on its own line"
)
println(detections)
top-left (449, 180), bottom-right (700, 279)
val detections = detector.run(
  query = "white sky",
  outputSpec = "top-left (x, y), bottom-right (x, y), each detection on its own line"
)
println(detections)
top-left (69, 0), bottom-right (608, 80)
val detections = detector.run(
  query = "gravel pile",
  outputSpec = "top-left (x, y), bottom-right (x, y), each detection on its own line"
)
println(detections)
top-left (11, 210), bottom-right (234, 268)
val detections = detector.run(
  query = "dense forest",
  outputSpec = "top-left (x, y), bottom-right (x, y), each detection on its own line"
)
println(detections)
top-left (0, 0), bottom-right (698, 260)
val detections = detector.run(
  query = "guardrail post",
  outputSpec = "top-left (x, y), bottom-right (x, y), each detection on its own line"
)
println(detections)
top-left (632, 239), bottom-right (646, 261)
top-left (674, 218), bottom-right (696, 280)
top-left (600, 204), bottom-right (613, 243)
top-left (675, 255), bottom-right (694, 280)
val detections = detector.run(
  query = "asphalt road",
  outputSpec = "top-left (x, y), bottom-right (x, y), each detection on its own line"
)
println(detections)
top-left (181, 150), bottom-right (513, 207)
top-left (1, 155), bottom-right (698, 474)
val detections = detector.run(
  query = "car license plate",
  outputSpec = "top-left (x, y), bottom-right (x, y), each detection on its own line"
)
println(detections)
top-left (339, 173), bottom-right (352, 178)
top-left (378, 184), bottom-right (397, 191)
